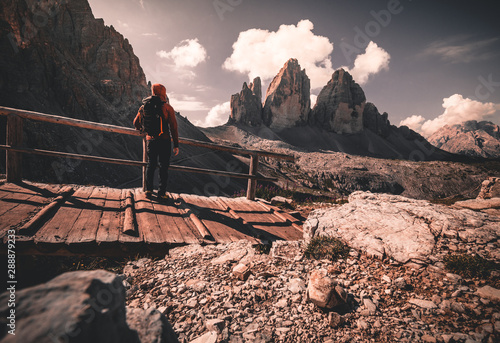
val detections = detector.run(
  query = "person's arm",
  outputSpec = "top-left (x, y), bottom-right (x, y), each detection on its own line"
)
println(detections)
top-left (133, 107), bottom-right (143, 130)
top-left (164, 103), bottom-right (180, 155)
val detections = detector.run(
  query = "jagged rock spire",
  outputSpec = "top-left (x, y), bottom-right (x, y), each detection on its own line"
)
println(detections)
top-left (229, 77), bottom-right (263, 126)
top-left (310, 69), bottom-right (366, 134)
top-left (263, 58), bottom-right (311, 131)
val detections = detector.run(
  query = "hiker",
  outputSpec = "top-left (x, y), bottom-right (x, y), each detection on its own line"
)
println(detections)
top-left (134, 83), bottom-right (179, 200)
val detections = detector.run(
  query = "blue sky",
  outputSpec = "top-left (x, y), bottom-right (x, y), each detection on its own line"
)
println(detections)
top-left (88, 0), bottom-right (500, 136)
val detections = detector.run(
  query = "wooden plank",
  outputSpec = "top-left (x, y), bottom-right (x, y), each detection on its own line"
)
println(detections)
top-left (0, 183), bottom-right (51, 216)
top-left (0, 184), bottom-right (62, 239)
top-left (118, 189), bottom-right (143, 244)
top-left (165, 194), bottom-right (203, 244)
top-left (17, 186), bottom-right (74, 235)
top-left (256, 201), bottom-right (303, 225)
top-left (151, 195), bottom-right (191, 244)
top-left (223, 197), bottom-right (302, 241)
top-left (34, 187), bottom-right (94, 244)
top-left (66, 187), bottom-right (107, 245)
top-left (255, 201), bottom-right (303, 233)
top-left (123, 190), bottom-right (136, 235)
top-left (180, 194), bottom-right (232, 243)
top-left (252, 223), bottom-right (303, 241)
top-left (180, 194), bottom-right (256, 243)
top-left (96, 188), bottom-right (123, 244)
top-left (173, 195), bottom-right (212, 240)
top-left (217, 197), bottom-right (276, 243)
top-left (134, 189), bottom-right (165, 244)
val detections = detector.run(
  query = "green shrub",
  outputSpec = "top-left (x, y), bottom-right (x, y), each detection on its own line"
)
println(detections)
top-left (254, 243), bottom-right (271, 255)
top-left (304, 236), bottom-right (349, 261)
top-left (444, 253), bottom-right (499, 279)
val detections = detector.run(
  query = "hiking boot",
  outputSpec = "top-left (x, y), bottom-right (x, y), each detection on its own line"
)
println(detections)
top-left (145, 190), bottom-right (153, 199)
top-left (157, 193), bottom-right (169, 202)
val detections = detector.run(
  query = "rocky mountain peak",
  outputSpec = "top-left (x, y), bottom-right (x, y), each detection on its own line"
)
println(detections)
top-left (229, 77), bottom-right (263, 126)
top-left (262, 58), bottom-right (311, 131)
top-left (428, 120), bottom-right (500, 159)
top-left (310, 68), bottom-right (366, 134)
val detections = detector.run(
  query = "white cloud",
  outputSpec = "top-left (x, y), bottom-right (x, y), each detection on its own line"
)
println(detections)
top-left (223, 20), bottom-right (334, 90)
top-left (345, 41), bottom-right (390, 85)
top-left (117, 20), bottom-right (129, 28)
top-left (169, 93), bottom-right (210, 112)
top-left (310, 94), bottom-right (318, 108)
top-left (420, 36), bottom-right (499, 64)
top-left (399, 115), bottom-right (425, 131)
top-left (194, 102), bottom-right (230, 128)
top-left (142, 32), bottom-right (158, 37)
top-left (157, 38), bottom-right (208, 68)
top-left (399, 94), bottom-right (500, 137)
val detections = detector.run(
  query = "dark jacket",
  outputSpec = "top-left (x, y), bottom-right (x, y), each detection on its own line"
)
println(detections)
top-left (134, 84), bottom-right (179, 147)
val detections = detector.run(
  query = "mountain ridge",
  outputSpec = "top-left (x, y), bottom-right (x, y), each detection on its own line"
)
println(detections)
top-left (428, 120), bottom-right (500, 159)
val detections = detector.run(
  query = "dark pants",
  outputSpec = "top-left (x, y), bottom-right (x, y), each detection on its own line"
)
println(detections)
top-left (146, 139), bottom-right (172, 195)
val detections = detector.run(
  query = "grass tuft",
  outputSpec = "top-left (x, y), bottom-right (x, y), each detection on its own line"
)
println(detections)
top-left (443, 253), bottom-right (499, 279)
top-left (304, 236), bottom-right (349, 261)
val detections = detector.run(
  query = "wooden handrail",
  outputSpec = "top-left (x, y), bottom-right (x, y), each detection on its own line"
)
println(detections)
top-left (1, 106), bottom-right (293, 199)
top-left (0, 145), bottom-right (277, 182)
top-left (0, 106), bottom-right (294, 160)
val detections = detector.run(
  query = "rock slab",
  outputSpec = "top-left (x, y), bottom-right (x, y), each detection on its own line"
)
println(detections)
top-left (303, 191), bottom-right (500, 264)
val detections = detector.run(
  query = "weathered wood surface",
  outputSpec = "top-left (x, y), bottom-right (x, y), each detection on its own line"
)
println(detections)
top-left (0, 181), bottom-right (304, 256)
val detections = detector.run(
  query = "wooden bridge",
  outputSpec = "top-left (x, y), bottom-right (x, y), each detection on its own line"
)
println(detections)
top-left (0, 107), bottom-right (302, 256)
top-left (0, 181), bottom-right (303, 256)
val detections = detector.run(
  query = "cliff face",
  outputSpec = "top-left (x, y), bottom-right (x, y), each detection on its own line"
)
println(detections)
top-left (428, 121), bottom-right (500, 159)
top-left (262, 58), bottom-right (310, 131)
top-left (363, 102), bottom-right (391, 138)
top-left (0, 0), bottom-right (149, 185)
top-left (0, 0), bottom-right (148, 123)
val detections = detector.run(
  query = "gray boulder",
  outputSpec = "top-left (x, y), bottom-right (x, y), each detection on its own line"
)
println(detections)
top-left (0, 270), bottom-right (178, 343)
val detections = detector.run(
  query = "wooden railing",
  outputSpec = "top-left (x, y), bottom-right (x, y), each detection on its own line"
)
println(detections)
top-left (0, 106), bottom-right (294, 200)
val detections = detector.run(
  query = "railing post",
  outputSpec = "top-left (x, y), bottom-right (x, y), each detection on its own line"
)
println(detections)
top-left (6, 114), bottom-right (23, 183)
top-left (246, 154), bottom-right (259, 201)
top-left (142, 138), bottom-right (147, 191)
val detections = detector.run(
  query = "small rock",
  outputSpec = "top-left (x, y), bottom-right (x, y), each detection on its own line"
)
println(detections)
top-left (421, 334), bottom-right (437, 343)
top-left (288, 278), bottom-right (306, 294)
top-left (186, 298), bottom-right (198, 308)
top-left (307, 269), bottom-right (346, 309)
top-left (409, 298), bottom-right (437, 309)
top-left (394, 277), bottom-right (407, 289)
top-left (233, 263), bottom-right (251, 281)
top-left (206, 318), bottom-right (225, 333)
top-left (271, 196), bottom-right (293, 206)
top-left (328, 312), bottom-right (344, 328)
top-left (476, 285), bottom-right (500, 303)
top-left (357, 318), bottom-right (369, 330)
top-left (363, 298), bottom-right (377, 315)
top-left (190, 331), bottom-right (218, 343)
